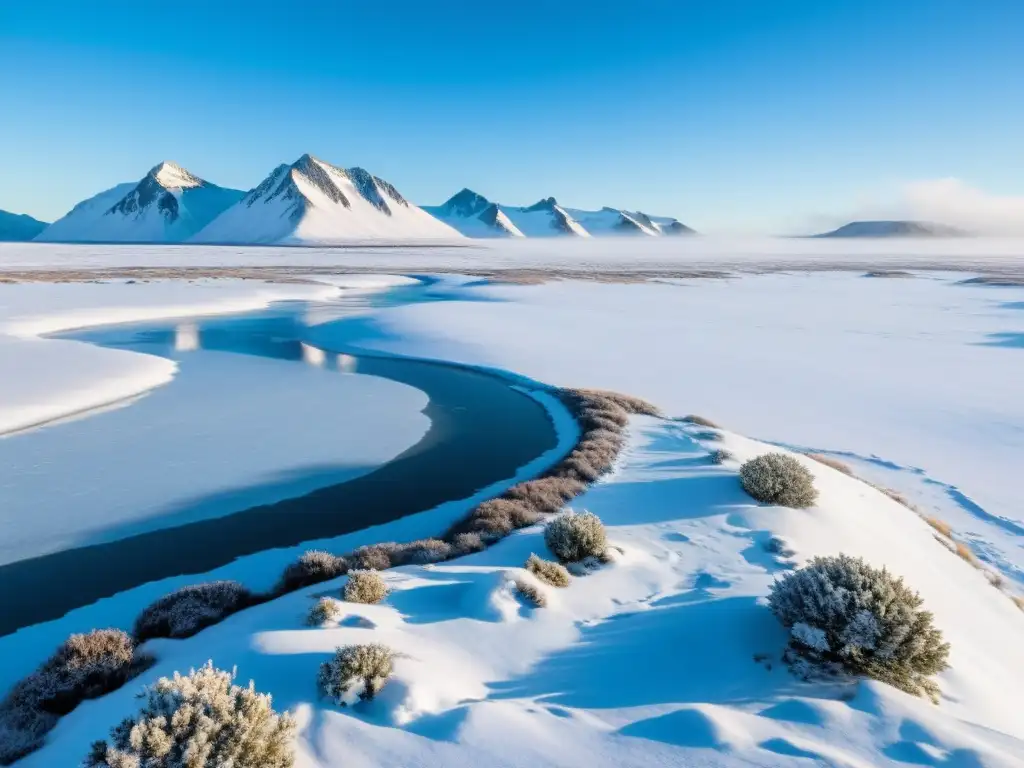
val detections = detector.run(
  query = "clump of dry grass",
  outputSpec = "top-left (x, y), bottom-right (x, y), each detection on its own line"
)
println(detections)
top-left (277, 550), bottom-right (348, 594)
top-left (804, 453), bottom-right (854, 476)
top-left (525, 554), bottom-right (571, 587)
top-left (514, 579), bottom-right (547, 608)
top-left (1012, 595), bottom-right (1024, 611)
top-left (307, 597), bottom-right (342, 627)
top-left (710, 448), bottom-right (735, 464)
top-left (681, 414), bottom-right (720, 428)
top-left (954, 542), bottom-right (979, 568)
top-left (924, 517), bottom-right (953, 539)
top-left (573, 389), bottom-right (662, 416)
top-left (985, 571), bottom-right (1005, 589)
top-left (349, 543), bottom-right (400, 571)
top-left (132, 581), bottom-right (254, 642)
top-left (876, 486), bottom-right (918, 511)
top-left (343, 570), bottom-right (389, 604)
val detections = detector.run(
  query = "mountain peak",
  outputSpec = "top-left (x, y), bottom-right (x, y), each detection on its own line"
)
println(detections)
top-left (148, 161), bottom-right (203, 189)
top-left (815, 220), bottom-right (967, 238)
top-left (440, 188), bottom-right (492, 218)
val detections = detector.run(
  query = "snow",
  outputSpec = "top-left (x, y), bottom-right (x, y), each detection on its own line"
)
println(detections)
top-left (17, 419), bottom-right (1024, 767)
top-left (4, 262), bottom-right (1024, 767)
top-left (4, 237), bottom-right (1024, 273)
top-left (192, 156), bottom-right (463, 244)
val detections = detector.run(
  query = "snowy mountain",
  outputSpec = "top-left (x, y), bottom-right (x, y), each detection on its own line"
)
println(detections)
top-left (815, 220), bottom-right (967, 238)
top-left (0, 209), bottom-right (48, 241)
top-left (425, 189), bottom-right (694, 237)
top-left (36, 162), bottom-right (243, 243)
top-left (193, 155), bottom-right (462, 244)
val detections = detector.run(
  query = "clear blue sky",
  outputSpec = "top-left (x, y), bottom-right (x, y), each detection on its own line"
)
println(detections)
top-left (1, 1), bottom-right (1022, 233)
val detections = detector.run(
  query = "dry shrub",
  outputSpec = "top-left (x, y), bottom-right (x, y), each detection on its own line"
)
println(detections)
top-left (925, 517), bottom-right (953, 539)
top-left (133, 581), bottom-right (253, 643)
top-left (85, 663), bottom-right (295, 768)
top-left (545, 511), bottom-right (608, 562)
top-left (343, 570), bottom-right (389, 604)
top-left (877, 486), bottom-right (918, 511)
top-left (350, 543), bottom-right (399, 571)
top-left (955, 542), bottom-right (979, 568)
top-left (740, 453), bottom-right (817, 508)
top-left (986, 571), bottom-right (1005, 589)
top-left (1013, 595), bottom-right (1024, 611)
top-left (307, 597), bottom-right (342, 626)
top-left (391, 538), bottom-right (454, 566)
top-left (804, 453), bottom-right (854, 476)
top-left (710, 448), bottom-right (735, 465)
top-left (770, 554), bottom-right (949, 702)
top-left (525, 553), bottom-right (571, 587)
top-left (450, 531), bottom-right (485, 555)
top-left (692, 430), bottom-right (722, 442)
top-left (681, 414), bottom-right (720, 428)
top-left (277, 550), bottom-right (348, 593)
top-left (514, 579), bottom-right (547, 608)
top-left (0, 630), bottom-right (152, 765)
top-left (318, 644), bottom-right (394, 705)
top-left (573, 389), bottom-right (661, 416)
top-left (506, 477), bottom-right (586, 514)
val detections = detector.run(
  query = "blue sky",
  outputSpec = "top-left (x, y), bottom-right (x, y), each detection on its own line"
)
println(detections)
top-left (1, 1), bottom-right (1022, 233)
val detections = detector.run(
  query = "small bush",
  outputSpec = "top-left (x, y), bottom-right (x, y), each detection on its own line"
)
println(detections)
top-left (318, 644), bottom-right (394, 705)
top-left (770, 554), bottom-right (950, 701)
top-left (877, 486), bottom-right (917, 511)
top-left (277, 550), bottom-right (348, 593)
top-left (343, 570), bottom-right (389, 604)
top-left (450, 531), bottom-right (485, 555)
top-left (925, 517), bottom-right (952, 538)
top-left (573, 389), bottom-right (661, 416)
top-left (804, 453), bottom-right (853, 476)
top-left (391, 538), bottom-right (454, 566)
top-left (85, 663), bottom-right (295, 767)
top-left (710, 448), bottom-right (735, 464)
top-left (544, 511), bottom-right (607, 562)
top-left (0, 630), bottom-right (152, 764)
top-left (505, 477), bottom-right (586, 514)
top-left (1013, 595), bottom-right (1024, 611)
top-left (350, 543), bottom-right (398, 571)
top-left (986, 571), bottom-right (1004, 589)
top-left (514, 579), bottom-right (547, 608)
top-left (307, 597), bottom-right (342, 626)
top-left (133, 581), bottom-right (254, 642)
top-left (525, 554), bottom-right (571, 587)
top-left (681, 414), bottom-right (720, 428)
top-left (740, 453), bottom-right (818, 508)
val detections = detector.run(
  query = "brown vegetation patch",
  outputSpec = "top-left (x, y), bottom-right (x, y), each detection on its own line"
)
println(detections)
top-left (804, 453), bottom-right (854, 476)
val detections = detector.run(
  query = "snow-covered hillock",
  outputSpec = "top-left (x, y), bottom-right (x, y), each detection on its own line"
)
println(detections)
top-left (17, 416), bottom-right (1024, 767)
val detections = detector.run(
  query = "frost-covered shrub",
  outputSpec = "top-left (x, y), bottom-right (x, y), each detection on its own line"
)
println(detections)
top-left (133, 581), bottom-right (254, 642)
top-left (544, 511), bottom-right (607, 563)
top-left (770, 554), bottom-right (950, 701)
top-left (318, 644), bottom-right (394, 705)
top-left (710, 448), bottom-right (735, 464)
top-left (277, 550), bottom-right (348, 593)
top-left (393, 538), bottom-right (453, 565)
top-left (573, 389), bottom-right (661, 416)
top-left (0, 630), bottom-right (153, 764)
top-left (450, 532), bottom-right (485, 555)
top-left (740, 453), bottom-right (818, 508)
top-left (505, 477), bottom-right (586, 514)
top-left (84, 663), bottom-right (295, 768)
top-left (343, 570), bottom-right (389, 604)
top-left (307, 597), bottom-right (342, 627)
top-left (525, 554), bottom-right (571, 587)
top-left (350, 543), bottom-right (398, 571)
top-left (514, 579), bottom-right (547, 608)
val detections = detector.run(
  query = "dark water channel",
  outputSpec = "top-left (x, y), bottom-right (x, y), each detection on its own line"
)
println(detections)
top-left (0, 283), bottom-right (561, 635)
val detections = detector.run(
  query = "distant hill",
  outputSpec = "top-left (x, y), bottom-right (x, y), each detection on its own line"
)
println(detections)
top-left (0, 209), bottom-right (48, 241)
top-left (814, 220), bottom-right (968, 238)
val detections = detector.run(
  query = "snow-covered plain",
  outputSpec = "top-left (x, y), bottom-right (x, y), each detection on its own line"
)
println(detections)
top-left (0, 277), bottom-right (431, 562)
top-left (3, 248), bottom-right (1024, 767)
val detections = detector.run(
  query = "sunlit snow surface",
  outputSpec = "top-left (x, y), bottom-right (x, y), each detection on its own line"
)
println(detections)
top-left (3, 242), bottom-right (1024, 767)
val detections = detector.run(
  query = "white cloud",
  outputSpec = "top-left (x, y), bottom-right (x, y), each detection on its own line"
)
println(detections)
top-left (897, 178), bottom-right (1024, 235)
